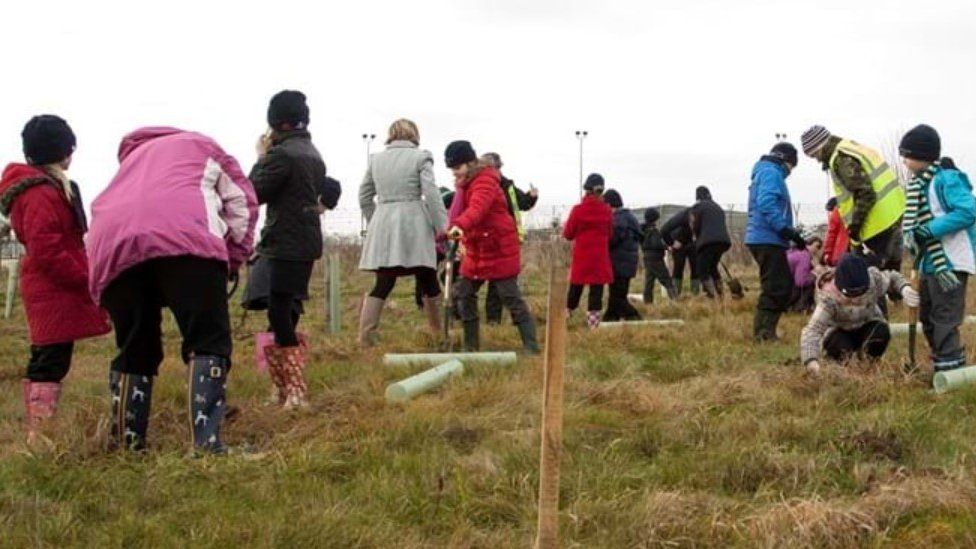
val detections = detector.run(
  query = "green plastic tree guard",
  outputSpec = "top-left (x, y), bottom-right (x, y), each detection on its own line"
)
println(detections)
top-left (597, 319), bottom-right (684, 329)
top-left (383, 352), bottom-right (517, 368)
top-left (933, 365), bottom-right (976, 394)
top-left (4, 259), bottom-right (18, 320)
top-left (385, 359), bottom-right (464, 403)
top-left (328, 254), bottom-right (341, 334)
top-left (889, 322), bottom-right (922, 335)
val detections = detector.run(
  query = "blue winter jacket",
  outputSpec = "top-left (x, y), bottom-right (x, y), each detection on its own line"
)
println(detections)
top-left (745, 158), bottom-right (794, 247)
top-left (918, 168), bottom-right (976, 275)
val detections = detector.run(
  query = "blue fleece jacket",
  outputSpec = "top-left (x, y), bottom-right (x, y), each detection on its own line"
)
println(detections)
top-left (745, 159), bottom-right (794, 247)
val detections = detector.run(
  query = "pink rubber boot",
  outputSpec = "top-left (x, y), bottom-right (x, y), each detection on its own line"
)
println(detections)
top-left (23, 379), bottom-right (61, 443)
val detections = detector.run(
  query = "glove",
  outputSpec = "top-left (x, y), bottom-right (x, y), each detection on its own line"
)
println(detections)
top-left (805, 360), bottom-right (822, 376)
top-left (847, 223), bottom-right (862, 243)
top-left (779, 227), bottom-right (806, 248)
top-left (447, 226), bottom-right (464, 240)
top-left (901, 285), bottom-right (920, 308)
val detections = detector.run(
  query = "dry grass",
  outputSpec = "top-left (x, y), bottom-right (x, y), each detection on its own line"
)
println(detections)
top-left (2, 242), bottom-right (976, 547)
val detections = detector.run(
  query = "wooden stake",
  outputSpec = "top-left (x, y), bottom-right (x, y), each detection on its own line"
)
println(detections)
top-left (536, 240), bottom-right (568, 549)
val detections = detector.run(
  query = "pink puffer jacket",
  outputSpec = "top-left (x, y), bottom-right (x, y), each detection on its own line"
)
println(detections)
top-left (87, 127), bottom-right (258, 302)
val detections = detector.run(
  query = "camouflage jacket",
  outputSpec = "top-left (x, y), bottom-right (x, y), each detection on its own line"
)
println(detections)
top-left (800, 267), bottom-right (907, 364)
top-left (821, 136), bottom-right (876, 240)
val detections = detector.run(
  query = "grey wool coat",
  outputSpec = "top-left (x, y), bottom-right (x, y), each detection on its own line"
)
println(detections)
top-left (358, 141), bottom-right (448, 271)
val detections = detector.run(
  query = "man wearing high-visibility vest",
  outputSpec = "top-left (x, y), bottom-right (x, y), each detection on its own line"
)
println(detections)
top-left (801, 125), bottom-right (906, 270)
top-left (480, 152), bottom-right (538, 325)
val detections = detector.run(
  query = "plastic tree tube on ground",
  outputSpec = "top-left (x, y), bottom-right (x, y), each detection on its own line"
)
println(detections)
top-left (889, 322), bottom-right (922, 335)
top-left (933, 365), bottom-right (976, 394)
top-left (597, 319), bottom-right (684, 329)
top-left (383, 352), bottom-right (517, 368)
top-left (385, 359), bottom-right (464, 403)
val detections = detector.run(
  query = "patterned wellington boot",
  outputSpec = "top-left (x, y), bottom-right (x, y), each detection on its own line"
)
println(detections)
top-left (109, 370), bottom-right (154, 451)
top-left (278, 346), bottom-right (309, 409)
top-left (358, 296), bottom-right (385, 348)
top-left (189, 355), bottom-right (228, 453)
top-left (586, 311), bottom-right (602, 330)
top-left (263, 345), bottom-right (288, 406)
top-left (23, 379), bottom-right (61, 444)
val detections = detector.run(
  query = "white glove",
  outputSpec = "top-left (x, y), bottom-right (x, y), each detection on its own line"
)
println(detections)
top-left (902, 286), bottom-right (920, 308)
top-left (806, 360), bottom-right (822, 376)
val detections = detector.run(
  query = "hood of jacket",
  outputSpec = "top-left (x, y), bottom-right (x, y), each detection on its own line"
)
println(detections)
top-left (117, 127), bottom-right (185, 163)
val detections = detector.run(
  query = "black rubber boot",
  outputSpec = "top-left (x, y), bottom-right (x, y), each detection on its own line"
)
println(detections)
top-left (753, 309), bottom-right (781, 342)
top-left (462, 320), bottom-right (480, 352)
top-left (109, 370), bottom-right (154, 451)
top-left (690, 278), bottom-right (702, 296)
top-left (673, 277), bottom-right (683, 297)
top-left (516, 318), bottom-right (541, 355)
top-left (189, 355), bottom-right (228, 453)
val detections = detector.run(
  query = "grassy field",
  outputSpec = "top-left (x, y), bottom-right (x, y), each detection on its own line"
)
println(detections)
top-left (3, 242), bottom-right (976, 548)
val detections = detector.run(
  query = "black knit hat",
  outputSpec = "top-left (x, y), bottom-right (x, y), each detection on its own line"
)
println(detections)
top-left (695, 185), bottom-right (711, 200)
top-left (644, 208), bottom-right (660, 224)
top-left (603, 189), bottom-right (623, 208)
top-left (825, 197), bottom-right (838, 211)
top-left (267, 90), bottom-right (310, 129)
top-left (899, 124), bottom-right (941, 162)
top-left (583, 173), bottom-right (604, 192)
top-left (444, 141), bottom-right (477, 168)
top-left (22, 115), bottom-right (76, 166)
top-left (834, 253), bottom-right (870, 297)
top-left (770, 142), bottom-right (798, 167)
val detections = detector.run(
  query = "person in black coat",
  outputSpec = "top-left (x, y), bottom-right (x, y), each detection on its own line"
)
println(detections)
top-left (660, 207), bottom-right (699, 296)
top-left (641, 208), bottom-right (677, 303)
top-left (689, 186), bottom-right (732, 299)
top-left (248, 90), bottom-right (326, 408)
top-left (602, 190), bottom-right (643, 321)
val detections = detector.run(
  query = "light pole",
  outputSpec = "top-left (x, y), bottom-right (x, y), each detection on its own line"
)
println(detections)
top-left (575, 130), bottom-right (588, 197)
top-left (361, 133), bottom-right (376, 237)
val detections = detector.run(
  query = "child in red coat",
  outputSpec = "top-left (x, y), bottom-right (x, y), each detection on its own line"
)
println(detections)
top-left (563, 174), bottom-right (614, 328)
top-left (445, 141), bottom-right (539, 353)
top-left (0, 116), bottom-right (110, 442)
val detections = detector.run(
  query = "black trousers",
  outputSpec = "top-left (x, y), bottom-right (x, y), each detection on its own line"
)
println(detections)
top-left (671, 245), bottom-right (697, 281)
top-left (455, 276), bottom-right (531, 326)
top-left (642, 253), bottom-right (675, 303)
top-left (268, 259), bottom-right (314, 347)
top-left (749, 245), bottom-right (793, 313)
top-left (26, 343), bottom-right (74, 383)
top-left (101, 256), bottom-right (232, 376)
top-left (823, 321), bottom-right (891, 362)
top-left (695, 242), bottom-right (730, 286)
top-left (567, 284), bottom-right (604, 311)
top-left (920, 272), bottom-right (969, 366)
top-left (485, 281), bottom-right (504, 323)
top-left (604, 277), bottom-right (641, 322)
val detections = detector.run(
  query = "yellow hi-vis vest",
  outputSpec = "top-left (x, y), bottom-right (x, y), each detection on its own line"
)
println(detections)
top-left (505, 184), bottom-right (526, 242)
top-left (829, 139), bottom-right (906, 242)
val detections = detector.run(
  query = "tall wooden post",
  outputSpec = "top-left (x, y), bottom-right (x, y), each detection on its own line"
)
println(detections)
top-left (536, 240), bottom-right (568, 549)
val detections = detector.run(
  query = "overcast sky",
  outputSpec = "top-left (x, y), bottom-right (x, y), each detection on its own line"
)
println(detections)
top-left (2, 0), bottom-right (974, 230)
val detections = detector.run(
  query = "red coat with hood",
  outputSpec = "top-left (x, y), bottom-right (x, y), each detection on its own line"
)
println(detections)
top-left (0, 164), bottom-right (109, 345)
top-left (452, 167), bottom-right (521, 281)
top-left (823, 208), bottom-right (850, 266)
top-left (563, 194), bottom-right (614, 285)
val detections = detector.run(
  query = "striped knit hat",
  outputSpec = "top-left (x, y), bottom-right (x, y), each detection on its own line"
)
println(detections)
top-left (801, 125), bottom-right (831, 156)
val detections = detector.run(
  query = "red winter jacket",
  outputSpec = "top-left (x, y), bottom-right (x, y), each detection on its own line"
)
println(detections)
top-left (563, 195), bottom-right (613, 285)
top-left (823, 208), bottom-right (850, 267)
top-left (0, 164), bottom-right (110, 345)
top-left (453, 167), bottom-right (521, 281)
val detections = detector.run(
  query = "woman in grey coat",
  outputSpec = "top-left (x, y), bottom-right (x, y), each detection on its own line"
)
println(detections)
top-left (358, 119), bottom-right (448, 346)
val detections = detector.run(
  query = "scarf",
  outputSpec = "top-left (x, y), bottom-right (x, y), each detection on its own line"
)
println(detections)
top-left (903, 161), bottom-right (959, 289)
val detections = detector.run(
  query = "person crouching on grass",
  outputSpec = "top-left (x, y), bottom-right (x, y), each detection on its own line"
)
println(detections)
top-left (899, 124), bottom-right (976, 373)
top-left (0, 115), bottom-right (110, 443)
top-left (87, 127), bottom-right (258, 453)
top-left (800, 254), bottom-right (919, 375)
top-left (444, 140), bottom-right (540, 354)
